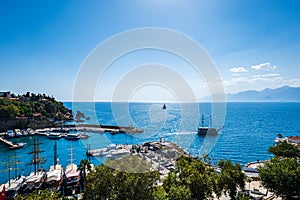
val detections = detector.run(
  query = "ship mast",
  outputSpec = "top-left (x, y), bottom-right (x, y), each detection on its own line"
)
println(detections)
top-left (69, 142), bottom-right (75, 169)
top-left (0, 151), bottom-right (21, 187)
top-left (54, 141), bottom-right (58, 169)
top-left (28, 138), bottom-right (45, 175)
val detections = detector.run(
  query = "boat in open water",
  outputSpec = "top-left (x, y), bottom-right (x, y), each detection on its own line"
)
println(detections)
top-left (198, 114), bottom-right (220, 135)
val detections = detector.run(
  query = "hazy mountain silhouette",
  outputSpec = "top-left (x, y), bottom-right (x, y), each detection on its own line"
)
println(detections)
top-left (226, 86), bottom-right (300, 102)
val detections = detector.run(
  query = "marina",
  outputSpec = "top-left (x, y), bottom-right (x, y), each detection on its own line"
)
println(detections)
top-left (0, 124), bottom-right (144, 150)
top-left (0, 102), bottom-right (300, 199)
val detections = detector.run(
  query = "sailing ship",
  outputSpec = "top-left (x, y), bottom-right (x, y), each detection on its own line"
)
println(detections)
top-left (63, 142), bottom-right (80, 195)
top-left (0, 151), bottom-right (25, 199)
top-left (198, 114), bottom-right (220, 135)
top-left (162, 103), bottom-right (166, 110)
top-left (0, 176), bottom-right (25, 200)
top-left (21, 139), bottom-right (47, 194)
top-left (46, 141), bottom-right (63, 192)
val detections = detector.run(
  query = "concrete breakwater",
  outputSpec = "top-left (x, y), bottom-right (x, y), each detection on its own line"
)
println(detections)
top-left (64, 124), bottom-right (144, 134)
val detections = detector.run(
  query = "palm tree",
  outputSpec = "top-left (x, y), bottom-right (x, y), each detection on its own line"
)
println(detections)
top-left (78, 159), bottom-right (92, 187)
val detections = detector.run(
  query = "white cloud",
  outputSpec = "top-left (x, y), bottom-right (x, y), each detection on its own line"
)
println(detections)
top-left (223, 74), bottom-right (283, 87)
top-left (251, 62), bottom-right (277, 71)
top-left (251, 73), bottom-right (281, 78)
top-left (286, 78), bottom-right (300, 87)
top-left (230, 67), bottom-right (247, 73)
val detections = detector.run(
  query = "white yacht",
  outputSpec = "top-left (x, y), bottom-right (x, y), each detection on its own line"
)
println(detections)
top-left (46, 164), bottom-right (63, 192)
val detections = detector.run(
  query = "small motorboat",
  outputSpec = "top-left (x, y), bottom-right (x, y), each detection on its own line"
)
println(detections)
top-left (47, 132), bottom-right (62, 139)
top-left (65, 133), bottom-right (80, 140)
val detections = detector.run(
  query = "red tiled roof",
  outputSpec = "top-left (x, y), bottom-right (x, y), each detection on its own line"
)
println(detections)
top-left (288, 136), bottom-right (300, 142)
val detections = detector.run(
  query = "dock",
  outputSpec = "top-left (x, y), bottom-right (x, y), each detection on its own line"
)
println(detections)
top-left (0, 137), bottom-right (25, 149)
top-left (64, 124), bottom-right (144, 134)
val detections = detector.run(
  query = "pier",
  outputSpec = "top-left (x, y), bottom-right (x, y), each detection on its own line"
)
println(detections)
top-left (0, 137), bottom-right (24, 149)
top-left (64, 124), bottom-right (144, 134)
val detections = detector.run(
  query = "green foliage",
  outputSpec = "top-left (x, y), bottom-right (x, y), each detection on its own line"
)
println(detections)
top-left (78, 159), bottom-right (92, 187)
top-left (218, 160), bottom-right (246, 199)
top-left (258, 157), bottom-right (300, 199)
top-left (106, 155), bottom-right (152, 173)
top-left (0, 93), bottom-right (71, 120)
top-left (0, 92), bottom-right (71, 130)
top-left (0, 103), bottom-right (20, 118)
top-left (168, 184), bottom-right (192, 200)
top-left (176, 156), bottom-right (216, 199)
top-left (15, 189), bottom-right (62, 200)
top-left (152, 186), bottom-right (168, 200)
top-left (268, 142), bottom-right (300, 158)
top-left (83, 156), bottom-right (247, 200)
top-left (83, 160), bottom-right (160, 200)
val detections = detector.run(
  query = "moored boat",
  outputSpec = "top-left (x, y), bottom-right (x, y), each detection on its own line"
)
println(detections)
top-left (21, 169), bottom-right (47, 194)
top-left (0, 176), bottom-right (25, 199)
top-left (21, 138), bottom-right (47, 194)
top-left (47, 132), bottom-right (62, 139)
top-left (64, 143), bottom-right (80, 195)
top-left (46, 164), bottom-right (63, 192)
top-left (14, 129), bottom-right (22, 137)
top-left (46, 141), bottom-right (63, 192)
top-left (6, 130), bottom-right (14, 138)
top-left (65, 133), bottom-right (80, 140)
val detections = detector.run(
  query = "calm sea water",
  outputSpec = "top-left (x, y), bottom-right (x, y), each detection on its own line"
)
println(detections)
top-left (1, 102), bottom-right (300, 183)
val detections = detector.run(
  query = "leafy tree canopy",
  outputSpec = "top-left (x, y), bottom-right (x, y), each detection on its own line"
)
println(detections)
top-left (258, 157), bottom-right (300, 199)
top-left (268, 141), bottom-right (300, 158)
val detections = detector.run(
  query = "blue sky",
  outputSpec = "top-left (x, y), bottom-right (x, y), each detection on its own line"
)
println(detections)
top-left (0, 0), bottom-right (300, 101)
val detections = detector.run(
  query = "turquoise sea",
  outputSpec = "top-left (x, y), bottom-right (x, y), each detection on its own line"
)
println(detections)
top-left (1, 102), bottom-right (300, 183)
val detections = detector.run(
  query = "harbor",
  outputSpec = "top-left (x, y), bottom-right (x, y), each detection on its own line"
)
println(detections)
top-left (0, 124), bottom-right (144, 150)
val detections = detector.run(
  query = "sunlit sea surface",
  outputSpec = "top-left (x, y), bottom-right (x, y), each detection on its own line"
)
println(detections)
top-left (1, 102), bottom-right (300, 183)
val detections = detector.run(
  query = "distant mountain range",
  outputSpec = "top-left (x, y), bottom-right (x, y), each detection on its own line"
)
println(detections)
top-left (226, 86), bottom-right (300, 102)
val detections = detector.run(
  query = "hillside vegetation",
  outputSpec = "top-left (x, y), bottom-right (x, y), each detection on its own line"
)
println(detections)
top-left (0, 92), bottom-right (72, 131)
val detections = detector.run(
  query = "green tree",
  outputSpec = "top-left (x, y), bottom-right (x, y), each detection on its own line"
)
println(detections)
top-left (152, 186), bottom-right (168, 200)
top-left (218, 160), bottom-right (246, 199)
top-left (83, 160), bottom-right (160, 200)
top-left (268, 141), bottom-right (300, 158)
top-left (173, 156), bottom-right (217, 199)
top-left (83, 165), bottom-right (114, 200)
top-left (258, 157), bottom-right (300, 200)
top-left (15, 190), bottom-right (62, 200)
top-left (0, 104), bottom-right (20, 118)
top-left (78, 159), bottom-right (92, 187)
top-left (168, 184), bottom-right (192, 200)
